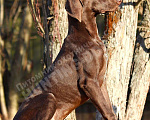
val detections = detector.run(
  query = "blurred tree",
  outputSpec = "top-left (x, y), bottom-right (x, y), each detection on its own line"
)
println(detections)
top-left (8, 3), bottom-right (32, 120)
top-left (0, 0), bottom-right (33, 119)
top-left (0, 0), bottom-right (8, 120)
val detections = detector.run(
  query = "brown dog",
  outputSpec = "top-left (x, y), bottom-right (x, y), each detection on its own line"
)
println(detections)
top-left (13, 0), bottom-right (121, 120)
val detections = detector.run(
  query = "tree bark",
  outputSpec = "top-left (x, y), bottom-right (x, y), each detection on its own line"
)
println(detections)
top-left (0, 0), bottom-right (8, 119)
top-left (51, 0), bottom-right (68, 61)
top-left (96, 0), bottom-right (141, 119)
top-left (46, 0), bottom-right (68, 61)
top-left (126, 1), bottom-right (150, 119)
top-left (8, 5), bottom-right (32, 120)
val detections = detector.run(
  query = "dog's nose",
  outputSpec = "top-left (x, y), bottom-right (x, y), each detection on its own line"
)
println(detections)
top-left (116, 0), bottom-right (122, 5)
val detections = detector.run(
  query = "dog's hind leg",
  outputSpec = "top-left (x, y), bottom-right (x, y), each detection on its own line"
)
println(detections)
top-left (13, 93), bottom-right (57, 120)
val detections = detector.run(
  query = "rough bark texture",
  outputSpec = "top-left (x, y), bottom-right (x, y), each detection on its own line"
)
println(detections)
top-left (106, 4), bottom-right (139, 119)
top-left (126, 1), bottom-right (150, 119)
top-left (52, 0), bottom-right (68, 61)
top-left (8, 6), bottom-right (32, 120)
top-left (48, 0), bottom-right (68, 61)
top-left (96, 0), bottom-right (142, 119)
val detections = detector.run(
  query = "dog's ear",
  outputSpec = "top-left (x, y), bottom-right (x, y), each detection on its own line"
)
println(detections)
top-left (65, 0), bottom-right (83, 22)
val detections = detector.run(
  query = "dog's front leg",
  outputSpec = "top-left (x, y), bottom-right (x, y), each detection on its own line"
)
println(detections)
top-left (101, 82), bottom-right (117, 118)
top-left (79, 78), bottom-right (117, 120)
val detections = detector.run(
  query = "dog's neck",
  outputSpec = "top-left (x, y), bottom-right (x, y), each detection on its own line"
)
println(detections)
top-left (68, 10), bottom-right (100, 40)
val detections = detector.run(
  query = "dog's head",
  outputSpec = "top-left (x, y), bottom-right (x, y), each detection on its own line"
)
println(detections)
top-left (65, 0), bottom-right (122, 22)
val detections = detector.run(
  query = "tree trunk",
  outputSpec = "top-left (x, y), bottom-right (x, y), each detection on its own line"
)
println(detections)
top-left (48, 0), bottom-right (68, 61)
top-left (45, 0), bottom-right (68, 62)
top-left (8, 5), bottom-right (32, 120)
top-left (96, 0), bottom-right (143, 119)
top-left (45, 0), bottom-right (76, 119)
top-left (126, 1), bottom-right (150, 119)
top-left (0, 0), bottom-right (8, 119)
